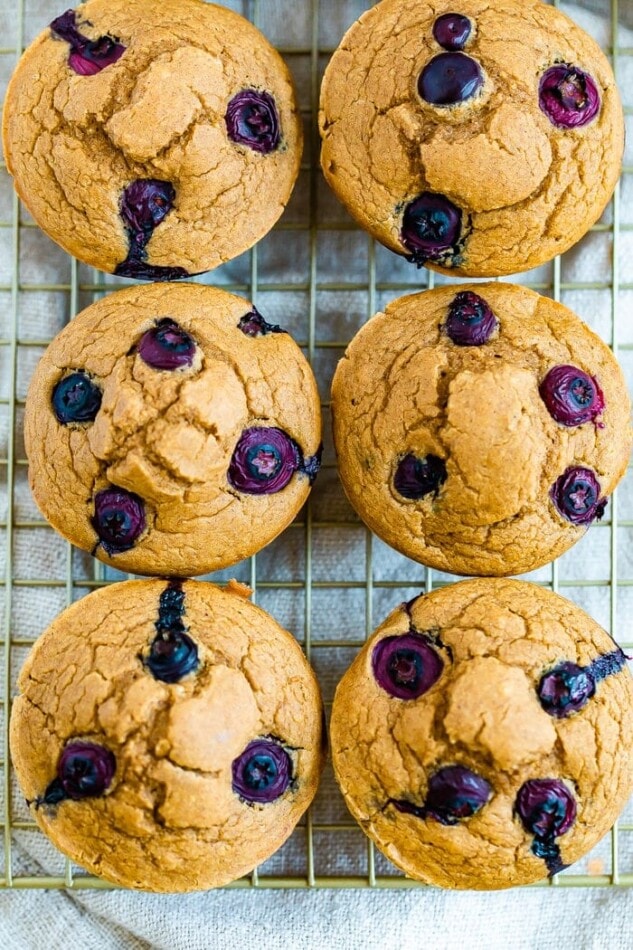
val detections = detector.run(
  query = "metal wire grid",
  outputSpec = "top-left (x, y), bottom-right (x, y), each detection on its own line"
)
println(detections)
top-left (0, 0), bottom-right (632, 890)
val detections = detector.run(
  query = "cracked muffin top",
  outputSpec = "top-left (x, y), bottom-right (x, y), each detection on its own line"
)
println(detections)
top-left (24, 282), bottom-right (321, 577)
top-left (331, 578), bottom-right (633, 889)
top-left (2, 0), bottom-right (302, 279)
top-left (319, 0), bottom-right (624, 277)
top-left (331, 282), bottom-right (631, 577)
top-left (10, 578), bottom-right (325, 892)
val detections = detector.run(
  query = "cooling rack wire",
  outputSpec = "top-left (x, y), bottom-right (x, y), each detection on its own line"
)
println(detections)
top-left (1, 0), bottom-right (632, 890)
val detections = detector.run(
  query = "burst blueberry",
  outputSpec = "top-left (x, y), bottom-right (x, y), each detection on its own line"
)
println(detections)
top-left (41, 741), bottom-right (116, 805)
top-left (445, 292), bottom-right (498, 346)
top-left (92, 488), bottom-right (146, 554)
top-left (228, 427), bottom-right (301, 494)
top-left (539, 65), bottom-right (600, 129)
top-left (50, 10), bottom-right (125, 76)
top-left (232, 739), bottom-right (292, 803)
top-left (138, 318), bottom-right (196, 370)
top-left (550, 467), bottom-right (606, 526)
top-left (52, 371), bottom-right (102, 424)
top-left (147, 631), bottom-right (198, 684)
top-left (238, 309), bottom-right (286, 337)
top-left (433, 14), bottom-right (472, 51)
top-left (539, 366), bottom-right (604, 427)
top-left (115, 180), bottom-right (189, 281)
top-left (372, 632), bottom-right (443, 699)
top-left (538, 662), bottom-right (596, 718)
top-left (401, 192), bottom-right (462, 264)
top-left (392, 765), bottom-right (491, 825)
top-left (394, 454), bottom-right (447, 501)
top-left (226, 90), bottom-right (280, 153)
top-left (418, 53), bottom-right (483, 106)
top-left (515, 779), bottom-right (576, 840)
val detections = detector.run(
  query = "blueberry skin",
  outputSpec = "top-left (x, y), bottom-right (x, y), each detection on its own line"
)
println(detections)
top-left (52, 372), bottom-right (102, 424)
top-left (418, 53), bottom-right (484, 106)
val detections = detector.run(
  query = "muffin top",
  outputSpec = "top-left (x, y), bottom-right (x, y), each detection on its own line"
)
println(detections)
top-left (3, 0), bottom-right (302, 278)
top-left (25, 282), bottom-right (321, 577)
top-left (331, 283), bottom-right (631, 577)
top-left (319, 0), bottom-right (623, 277)
top-left (10, 579), bottom-right (325, 891)
top-left (331, 579), bottom-right (633, 889)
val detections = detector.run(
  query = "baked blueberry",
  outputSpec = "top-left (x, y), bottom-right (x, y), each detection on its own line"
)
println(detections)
top-left (226, 90), bottom-right (280, 153)
top-left (418, 53), bottom-right (483, 106)
top-left (550, 467), bottom-right (606, 526)
top-left (433, 14), bottom-right (472, 51)
top-left (539, 65), bottom-right (600, 129)
top-left (394, 454), bottom-right (447, 501)
top-left (41, 741), bottom-right (116, 805)
top-left (115, 180), bottom-right (189, 281)
top-left (538, 662), bottom-right (595, 718)
top-left (444, 291), bottom-right (497, 346)
top-left (238, 309), bottom-right (286, 337)
top-left (515, 778), bottom-right (576, 875)
top-left (228, 427), bottom-right (301, 494)
top-left (50, 9), bottom-right (125, 75)
top-left (372, 632), bottom-right (443, 699)
top-left (401, 193), bottom-right (462, 264)
top-left (92, 488), bottom-right (146, 553)
top-left (137, 318), bottom-right (196, 370)
top-left (539, 366), bottom-right (604, 427)
top-left (232, 739), bottom-right (292, 803)
top-left (52, 371), bottom-right (102, 424)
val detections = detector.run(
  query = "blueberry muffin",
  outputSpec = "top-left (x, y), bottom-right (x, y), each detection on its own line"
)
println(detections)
top-left (25, 283), bottom-right (321, 577)
top-left (10, 578), bottom-right (325, 891)
top-left (331, 578), bottom-right (633, 889)
top-left (331, 283), bottom-right (631, 577)
top-left (2, 0), bottom-right (302, 278)
top-left (319, 0), bottom-right (624, 277)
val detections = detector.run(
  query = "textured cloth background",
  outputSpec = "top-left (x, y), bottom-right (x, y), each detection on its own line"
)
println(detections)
top-left (1, 1), bottom-right (633, 948)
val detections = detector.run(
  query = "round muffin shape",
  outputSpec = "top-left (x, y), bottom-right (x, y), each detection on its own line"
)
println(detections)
top-left (25, 283), bottom-right (321, 577)
top-left (2, 0), bottom-right (302, 278)
top-left (330, 579), bottom-right (633, 889)
top-left (331, 283), bottom-right (631, 577)
top-left (10, 579), bottom-right (325, 892)
top-left (319, 0), bottom-right (624, 277)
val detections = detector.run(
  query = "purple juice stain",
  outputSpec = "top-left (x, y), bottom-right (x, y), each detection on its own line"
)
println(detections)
top-left (550, 467), bottom-right (607, 526)
top-left (137, 318), bottom-right (196, 370)
top-left (538, 648), bottom-right (627, 718)
top-left (391, 765), bottom-right (491, 826)
top-left (225, 90), bottom-right (281, 153)
top-left (418, 52), bottom-right (483, 106)
top-left (539, 366), bottom-right (604, 427)
top-left (145, 580), bottom-right (198, 684)
top-left (228, 427), bottom-right (303, 495)
top-left (92, 487), bottom-right (146, 554)
top-left (372, 632), bottom-right (443, 700)
top-left (394, 454), bottom-right (447, 501)
top-left (433, 13), bottom-right (472, 51)
top-left (115, 180), bottom-right (190, 282)
top-left (52, 371), bottom-right (102, 424)
top-left (40, 741), bottom-right (116, 806)
top-left (401, 192), bottom-right (463, 266)
top-left (232, 738), bottom-right (292, 804)
top-left (50, 9), bottom-right (125, 75)
top-left (539, 65), bottom-right (600, 129)
top-left (444, 291), bottom-right (498, 346)
top-left (515, 779), bottom-right (576, 876)
top-left (238, 308), bottom-right (286, 337)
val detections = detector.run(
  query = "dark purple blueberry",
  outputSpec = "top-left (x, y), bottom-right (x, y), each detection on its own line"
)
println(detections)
top-left (394, 454), bottom-right (447, 501)
top-left (92, 488), bottom-right (146, 554)
top-left (137, 318), bottom-right (196, 370)
top-left (52, 371), bottom-right (102, 424)
top-left (445, 291), bottom-right (498, 346)
top-left (228, 427), bottom-right (301, 494)
top-left (238, 309), bottom-right (286, 337)
top-left (42, 741), bottom-right (116, 805)
top-left (589, 648), bottom-right (628, 683)
top-left (539, 65), bottom-right (600, 129)
top-left (515, 779), bottom-right (577, 840)
top-left (302, 445), bottom-right (323, 484)
top-left (433, 13), bottom-right (472, 51)
top-left (155, 582), bottom-right (185, 635)
top-left (538, 662), bottom-right (596, 718)
top-left (372, 632), bottom-right (443, 699)
top-left (114, 260), bottom-right (190, 281)
top-left (147, 631), bottom-right (198, 683)
top-left (119, 180), bottom-right (175, 247)
top-left (225, 90), bottom-right (280, 153)
top-left (401, 192), bottom-right (462, 264)
top-left (232, 739), bottom-right (292, 804)
top-left (424, 765), bottom-right (492, 825)
top-left (539, 366), bottom-right (604, 427)
top-left (51, 10), bottom-right (125, 76)
top-left (550, 467), bottom-right (606, 526)
top-left (418, 53), bottom-right (483, 106)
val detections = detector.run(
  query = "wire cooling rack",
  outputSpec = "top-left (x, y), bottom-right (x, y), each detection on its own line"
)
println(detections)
top-left (1, 0), bottom-right (633, 890)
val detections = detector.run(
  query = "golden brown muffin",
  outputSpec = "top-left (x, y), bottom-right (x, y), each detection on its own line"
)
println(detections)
top-left (331, 579), bottom-right (633, 889)
top-left (319, 0), bottom-right (623, 277)
top-left (25, 283), bottom-right (321, 577)
top-left (3, 0), bottom-right (302, 278)
top-left (10, 579), bottom-right (325, 892)
top-left (331, 283), bottom-right (631, 577)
